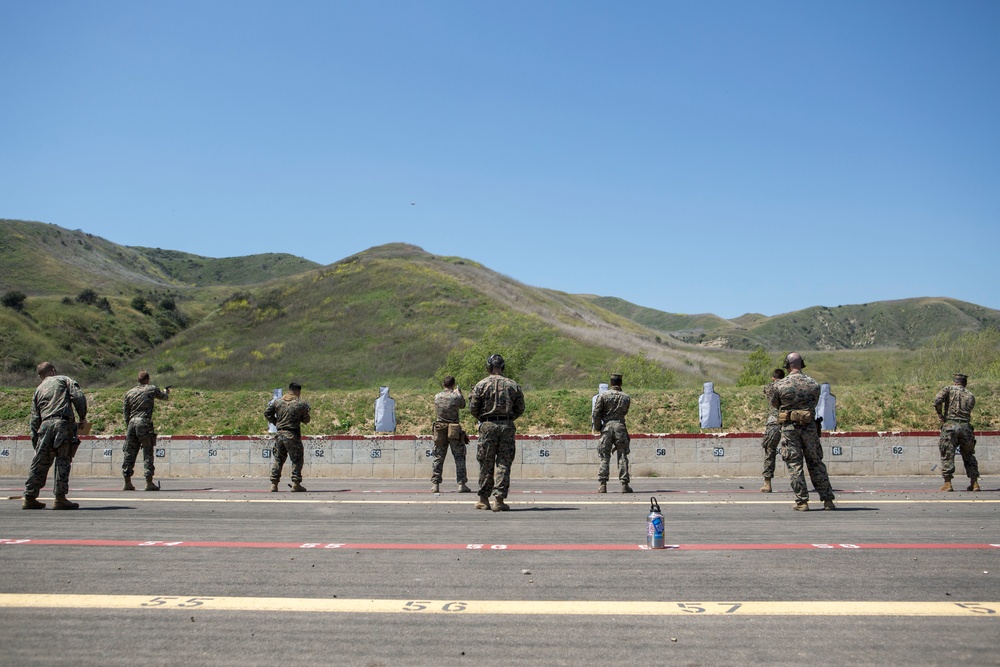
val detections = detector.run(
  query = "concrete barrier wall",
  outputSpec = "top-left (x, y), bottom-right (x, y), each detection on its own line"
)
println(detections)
top-left (0, 431), bottom-right (996, 480)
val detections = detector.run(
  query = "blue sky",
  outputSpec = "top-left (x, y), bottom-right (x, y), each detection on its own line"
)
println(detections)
top-left (2, 1), bottom-right (998, 319)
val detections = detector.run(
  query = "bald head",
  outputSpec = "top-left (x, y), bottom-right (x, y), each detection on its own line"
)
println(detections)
top-left (36, 362), bottom-right (56, 378)
top-left (783, 352), bottom-right (805, 371)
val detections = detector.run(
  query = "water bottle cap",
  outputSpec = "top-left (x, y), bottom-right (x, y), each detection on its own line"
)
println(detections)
top-left (649, 496), bottom-right (660, 513)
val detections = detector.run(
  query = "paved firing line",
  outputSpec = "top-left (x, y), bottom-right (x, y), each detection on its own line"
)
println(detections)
top-left (6, 496), bottom-right (999, 505)
top-left (0, 594), bottom-right (996, 617)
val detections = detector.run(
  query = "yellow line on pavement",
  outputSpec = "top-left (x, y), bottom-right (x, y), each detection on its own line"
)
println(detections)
top-left (0, 594), bottom-right (997, 617)
top-left (11, 496), bottom-right (999, 505)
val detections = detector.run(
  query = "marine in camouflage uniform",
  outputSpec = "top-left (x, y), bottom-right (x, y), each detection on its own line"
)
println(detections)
top-left (468, 354), bottom-right (525, 512)
top-left (759, 368), bottom-right (785, 493)
top-left (23, 362), bottom-right (87, 510)
top-left (593, 374), bottom-right (633, 493)
top-left (934, 373), bottom-right (979, 492)
top-left (265, 382), bottom-right (311, 492)
top-left (431, 376), bottom-right (470, 493)
top-left (770, 353), bottom-right (835, 511)
top-left (122, 371), bottom-right (170, 491)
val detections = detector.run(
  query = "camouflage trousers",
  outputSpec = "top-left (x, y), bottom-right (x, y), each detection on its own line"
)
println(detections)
top-left (270, 431), bottom-right (304, 484)
top-left (24, 418), bottom-right (75, 499)
top-left (597, 422), bottom-right (630, 484)
top-left (780, 424), bottom-right (835, 505)
top-left (123, 418), bottom-right (157, 480)
top-left (431, 422), bottom-right (468, 485)
top-left (477, 421), bottom-right (516, 500)
top-left (939, 422), bottom-right (979, 480)
top-left (761, 424), bottom-right (781, 479)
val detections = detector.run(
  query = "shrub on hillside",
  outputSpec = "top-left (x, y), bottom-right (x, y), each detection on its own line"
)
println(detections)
top-left (1, 291), bottom-right (26, 311)
top-left (76, 288), bottom-right (98, 305)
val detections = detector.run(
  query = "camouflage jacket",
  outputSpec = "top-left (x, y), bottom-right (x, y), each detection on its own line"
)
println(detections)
top-left (593, 388), bottom-right (630, 430)
top-left (771, 371), bottom-right (820, 412)
top-left (934, 385), bottom-right (975, 422)
top-left (30, 375), bottom-right (87, 439)
top-left (763, 381), bottom-right (780, 425)
top-left (265, 394), bottom-right (311, 434)
top-left (123, 384), bottom-right (169, 425)
top-left (469, 374), bottom-right (525, 421)
top-left (434, 389), bottom-right (466, 423)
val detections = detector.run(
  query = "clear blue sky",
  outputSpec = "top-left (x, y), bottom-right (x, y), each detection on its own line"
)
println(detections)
top-left (2, 1), bottom-right (998, 319)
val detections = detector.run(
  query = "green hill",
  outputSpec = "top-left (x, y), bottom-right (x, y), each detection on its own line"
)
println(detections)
top-left (3, 218), bottom-right (998, 393)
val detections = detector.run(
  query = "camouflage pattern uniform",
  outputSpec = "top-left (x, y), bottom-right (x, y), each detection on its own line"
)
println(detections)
top-left (761, 381), bottom-right (781, 480)
top-left (593, 387), bottom-right (631, 485)
top-left (469, 374), bottom-right (525, 501)
top-left (771, 371), bottom-right (835, 506)
top-left (25, 375), bottom-right (87, 500)
top-left (432, 388), bottom-right (468, 485)
top-left (265, 394), bottom-right (311, 485)
top-left (934, 384), bottom-right (978, 482)
top-left (122, 383), bottom-right (169, 481)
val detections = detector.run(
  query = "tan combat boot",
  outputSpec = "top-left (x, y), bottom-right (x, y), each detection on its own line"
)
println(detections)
top-left (122, 476), bottom-right (135, 491)
top-left (621, 483), bottom-right (634, 494)
top-left (598, 483), bottom-right (607, 493)
top-left (475, 496), bottom-right (490, 510)
top-left (491, 496), bottom-right (510, 512)
top-left (458, 483), bottom-right (472, 493)
top-left (22, 496), bottom-right (46, 510)
top-left (144, 478), bottom-right (159, 491)
top-left (793, 503), bottom-right (809, 511)
top-left (823, 499), bottom-right (837, 511)
top-left (967, 477), bottom-right (980, 492)
top-left (939, 477), bottom-right (953, 492)
top-left (52, 495), bottom-right (79, 510)
top-left (760, 478), bottom-right (772, 493)
top-left (431, 483), bottom-right (440, 494)
top-left (289, 482), bottom-right (307, 492)
top-left (269, 482), bottom-right (279, 492)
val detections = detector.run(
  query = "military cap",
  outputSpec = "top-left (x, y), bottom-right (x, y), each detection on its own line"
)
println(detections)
top-left (954, 373), bottom-right (968, 382)
top-left (610, 373), bottom-right (623, 385)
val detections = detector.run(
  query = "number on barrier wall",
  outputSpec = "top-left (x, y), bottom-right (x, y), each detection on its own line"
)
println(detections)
top-left (425, 450), bottom-right (433, 458)
top-left (371, 449), bottom-right (382, 459)
top-left (208, 449), bottom-right (218, 457)
top-left (712, 447), bottom-right (724, 457)
top-left (0, 449), bottom-right (9, 458)
top-left (892, 446), bottom-right (904, 455)
top-left (313, 449), bottom-right (325, 457)
top-left (655, 448), bottom-right (666, 456)
top-left (832, 446), bottom-right (843, 456)
top-left (155, 448), bottom-right (165, 458)
top-left (262, 449), bottom-right (272, 459)
top-left (538, 449), bottom-right (550, 457)
top-left (103, 449), bottom-right (113, 458)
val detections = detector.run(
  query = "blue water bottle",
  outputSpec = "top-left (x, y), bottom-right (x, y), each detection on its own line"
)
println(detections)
top-left (647, 496), bottom-right (664, 549)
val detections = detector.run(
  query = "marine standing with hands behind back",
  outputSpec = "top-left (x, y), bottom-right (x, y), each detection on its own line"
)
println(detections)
top-left (122, 370), bottom-right (170, 491)
top-left (934, 373), bottom-right (980, 492)
top-left (593, 373), bottom-right (633, 493)
top-left (771, 353), bottom-right (836, 511)
top-left (23, 362), bottom-right (88, 510)
top-left (759, 368), bottom-right (785, 493)
top-left (265, 381), bottom-right (311, 492)
top-left (468, 354), bottom-right (525, 512)
top-left (431, 375), bottom-right (472, 494)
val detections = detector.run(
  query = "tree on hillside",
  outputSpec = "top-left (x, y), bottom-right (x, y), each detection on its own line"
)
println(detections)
top-left (76, 288), bottom-right (98, 305)
top-left (736, 347), bottom-right (774, 386)
top-left (441, 319), bottom-right (544, 390)
top-left (1, 291), bottom-right (27, 312)
top-left (131, 296), bottom-right (151, 314)
top-left (603, 352), bottom-right (676, 389)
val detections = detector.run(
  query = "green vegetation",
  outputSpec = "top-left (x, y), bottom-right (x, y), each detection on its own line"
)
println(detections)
top-left (2, 381), bottom-right (996, 436)
top-left (735, 347), bottom-right (775, 387)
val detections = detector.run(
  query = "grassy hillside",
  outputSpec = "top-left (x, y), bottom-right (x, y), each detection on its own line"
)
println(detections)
top-left (2, 381), bottom-right (997, 436)
top-left (132, 247), bottom-right (320, 286)
top-left (102, 244), bottom-right (734, 391)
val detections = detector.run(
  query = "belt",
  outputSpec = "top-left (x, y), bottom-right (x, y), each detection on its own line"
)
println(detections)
top-left (480, 415), bottom-right (513, 422)
top-left (41, 415), bottom-right (70, 422)
top-left (434, 420), bottom-right (459, 424)
top-left (945, 419), bottom-right (970, 424)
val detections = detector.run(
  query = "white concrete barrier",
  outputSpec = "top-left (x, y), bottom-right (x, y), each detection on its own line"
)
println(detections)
top-left (0, 431), bottom-right (995, 479)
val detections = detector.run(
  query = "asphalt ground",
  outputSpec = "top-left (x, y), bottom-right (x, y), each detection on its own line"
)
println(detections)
top-left (1, 475), bottom-right (998, 667)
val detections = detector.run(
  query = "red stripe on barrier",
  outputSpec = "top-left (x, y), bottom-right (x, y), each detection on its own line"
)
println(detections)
top-left (1, 538), bottom-right (998, 552)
